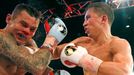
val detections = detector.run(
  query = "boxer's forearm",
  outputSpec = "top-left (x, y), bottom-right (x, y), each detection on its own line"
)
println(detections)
top-left (0, 35), bottom-right (52, 74)
top-left (1, 44), bottom-right (52, 74)
top-left (80, 56), bottom-right (132, 75)
top-left (98, 62), bottom-right (131, 75)
top-left (19, 47), bottom-right (52, 74)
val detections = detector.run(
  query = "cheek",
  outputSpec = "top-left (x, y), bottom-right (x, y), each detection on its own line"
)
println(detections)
top-left (13, 27), bottom-right (21, 32)
top-left (90, 19), bottom-right (100, 26)
top-left (87, 19), bottom-right (96, 27)
top-left (10, 22), bottom-right (21, 29)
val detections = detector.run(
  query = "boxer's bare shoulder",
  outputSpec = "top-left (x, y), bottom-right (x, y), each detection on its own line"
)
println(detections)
top-left (0, 29), bottom-right (5, 36)
top-left (72, 36), bottom-right (93, 45)
top-left (0, 30), bottom-right (18, 75)
top-left (110, 36), bottom-right (133, 72)
top-left (111, 36), bottom-right (131, 53)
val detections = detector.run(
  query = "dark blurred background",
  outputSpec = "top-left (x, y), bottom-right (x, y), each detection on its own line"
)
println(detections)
top-left (0, 0), bottom-right (134, 75)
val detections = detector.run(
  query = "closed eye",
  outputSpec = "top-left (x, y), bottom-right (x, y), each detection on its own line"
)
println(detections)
top-left (30, 27), bottom-right (36, 32)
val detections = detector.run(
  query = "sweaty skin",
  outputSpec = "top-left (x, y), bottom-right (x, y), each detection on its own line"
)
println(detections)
top-left (53, 4), bottom-right (133, 75)
top-left (54, 36), bottom-right (133, 75)
top-left (0, 8), bottom-right (55, 75)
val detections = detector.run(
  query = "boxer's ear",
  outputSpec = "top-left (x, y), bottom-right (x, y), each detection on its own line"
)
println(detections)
top-left (6, 14), bottom-right (12, 25)
top-left (101, 15), bottom-right (108, 24)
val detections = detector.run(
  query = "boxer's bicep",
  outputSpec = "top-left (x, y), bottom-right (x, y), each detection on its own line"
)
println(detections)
top-left (103, 39), bottom-right (133, 74)
top-left (96, 39), bottom-right (133, 75)
top-left (113, 40), bottom-right (132, 66)
top-left (1, 42), bottom-right (51, 74)
top-left (112, 39), bottom-right (133, 72)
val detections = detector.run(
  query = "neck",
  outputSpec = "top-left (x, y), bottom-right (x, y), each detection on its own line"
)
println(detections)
top-left (4, 25), bottom-right (10, 32)
top-left (91, 27), bottom-right (112, 45)
top-left (97, 32), bottom-right (112, 45)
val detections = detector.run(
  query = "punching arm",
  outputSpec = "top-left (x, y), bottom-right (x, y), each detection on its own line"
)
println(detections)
top-left (0, 32), bottom-right (52, 75)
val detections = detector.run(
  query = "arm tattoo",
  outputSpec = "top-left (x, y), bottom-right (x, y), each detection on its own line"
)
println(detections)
top-left (0, 33), bottom-right (52, 74)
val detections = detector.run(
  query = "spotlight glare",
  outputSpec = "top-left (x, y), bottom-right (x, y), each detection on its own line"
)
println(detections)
top-left (126, 25), bottom-right (130, 28)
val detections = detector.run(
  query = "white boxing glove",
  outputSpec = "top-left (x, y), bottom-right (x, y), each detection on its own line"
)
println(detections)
top-left (60, 43), bottom-right (88, 68)
top-left (60, 43), bottom-right (103, 74)
top-left (45, 17), bottom-right (68, 44)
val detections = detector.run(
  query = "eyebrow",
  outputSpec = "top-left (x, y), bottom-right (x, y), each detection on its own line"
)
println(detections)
top-left (20, 20), bottom-right (38, 28)
top-left (20, 20), bottom-right (28, 26)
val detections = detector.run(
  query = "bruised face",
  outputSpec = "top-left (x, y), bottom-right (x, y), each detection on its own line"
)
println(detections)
top-left (6, 10), bottom-right (40, 45)
top-left (83, 8), bottom-right (104, 37)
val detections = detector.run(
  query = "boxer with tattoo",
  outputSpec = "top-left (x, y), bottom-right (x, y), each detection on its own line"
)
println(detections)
top-left (0, 3), bottom-right (67, 75)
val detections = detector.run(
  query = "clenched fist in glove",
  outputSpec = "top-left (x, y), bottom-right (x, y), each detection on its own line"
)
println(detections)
top-left (43, 17), bottom-right (68, 53)
top-left (60, 43), bottom-right (103, 74)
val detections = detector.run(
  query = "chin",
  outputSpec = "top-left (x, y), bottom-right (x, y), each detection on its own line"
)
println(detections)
top-left (87, 34), bottom-right (90, 37)
top-left (85, 32), bottom-right (90, 36)
top-left (16, 39), bottom-right (26, 45)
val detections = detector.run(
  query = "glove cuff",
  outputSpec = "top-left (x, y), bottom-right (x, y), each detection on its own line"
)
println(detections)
top-left (79, 54), bottom-right (103, 74)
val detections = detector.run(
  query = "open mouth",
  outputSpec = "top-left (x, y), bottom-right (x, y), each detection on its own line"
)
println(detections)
top-left (84, 27), bottom-right (90, 36)
top-left (84, 27), bottom-right (88, 33)
top-left (17, 32), bottom-right (27, 40)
